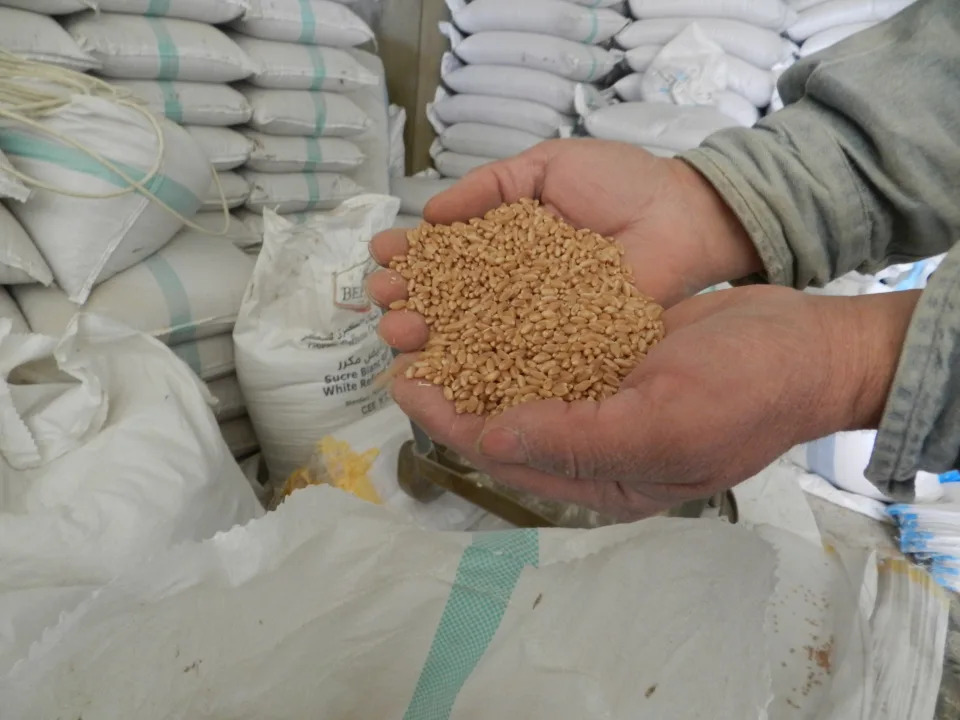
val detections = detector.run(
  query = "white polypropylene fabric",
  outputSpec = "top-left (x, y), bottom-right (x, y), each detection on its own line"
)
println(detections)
top-left (172, 332), bottom-right (236, 381)
top-left (0, 314), bottom-right (261, 674)
top-left (443, 26), bottom-right (620, 83)
top-left (110, 80), bottom-right (253, 127)
top-left (432, 147), bottom-right (494, 178)
top-left (639, 24), bottom-right (728, 106)
top-left (0, 0), bottom-right (92, 13)
top-left (788, 0), bottom-right (832, 9)
top-left (13, 234), bottom-right (255, 345)
top-left (241, 86), bottom-right (371, 137)
top-left (799, 21), bottom-right (875, 55)
top-left (244, 133), bottom-right (366, 173)
top-left (0, 204), bottom-right (53, 286)
top-left (0, 96), bottom-right (209, 304)
top-left (0, 150), bottom-right (30, 203)
top-left (0, 288), bottom-right (28, 333)
top-left (220, 415), bottom-right (260, 459)
top-left (624, 45), bottom-right (660, 73)
top-left (0, 8), bottom-right (100, 72)
top-left (448, 0), bottom-right (629, 44)
top-left (342, 48), bottom-right (391, 195)
top-left (240, 171), bottom-right (363, 214)
top-left (440, 123), bottom-right (542, 160)
top-left (186, 126), bottom-right (255, 171)
top-left (231, 34), bottom-right (379, 91)
top-left (208, 374), bottom-right (246, 423)
top-left (191, 210), bottom-right (263, 250)
top-left (388, 104), bottom-right (406, 178)
top-left (232, 0), bottom-right (374, 47)
top-left (64, 13), bottom-right (257, 82)
top-left (234, 197), bottom-right (399, 481)
top-left (441, 54), bottom-right (579, 114)
top-left (390, 175), bottom-right (456, 216)
top-left (204, 171), bottom-right (250, 210)
top-left (628, 0), bottom-right (797, 30)
top-left (429, 88), bottom-right (573, 138)
top-left (617, 18), bottom-right (798, 69)
top-left (787, 0), bottom-right (911, 41)
top-left (95, 0), bottom-right (247, 23)
top-left (614, 75), bottom-right (760, 127)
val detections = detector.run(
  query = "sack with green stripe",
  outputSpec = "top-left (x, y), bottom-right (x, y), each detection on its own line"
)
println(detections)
top-left (111, 80), bottom-right (253, 127)
top-left (0, 94), bottom-right (211, 304)
top-left (243, 132), bottom-right (366, 173)
top-left (231, 0), bottom-right (375, 47)
top-left (241, 86), bottom-right (372, 137)
top-left (446, 0), bottom-right (629, 44)
top-left (95, 0), bottom-right (247, 24)
top-left (2, 484), bottom-right (798, 718)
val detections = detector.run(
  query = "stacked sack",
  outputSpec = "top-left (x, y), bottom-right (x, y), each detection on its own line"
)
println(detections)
top-left (788, 0), bottom-right (914, 58)
top-left (578, 0), bottom-right (799, 155)
top-left (429, 0), bottom-right (629, 178)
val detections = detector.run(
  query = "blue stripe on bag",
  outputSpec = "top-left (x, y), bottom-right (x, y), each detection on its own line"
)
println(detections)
top-left (311, 91), bottom-right (327, 135)
top-left (146, 0), bottom-right (172, 14)
top-left (142, 254), bottom-right (197, 351)
top-left (0, 131), bottom-right (201, 217)
top-left (582, 11), bottom-right (599, 44)
top-left (298, 0), bottom-right (316, 44)
top-left (304, 171), bottom-right (320, 209)
top-left (304, 138), bottom-right (322, 171)
top-left (308, 46), bottom-right (326, 91)
top-left (157, 81), bottom-right (183, 123)
top-left (146, 17), bottom-right (179, 79)
top-left (404, 529), bottom-right (539, 720)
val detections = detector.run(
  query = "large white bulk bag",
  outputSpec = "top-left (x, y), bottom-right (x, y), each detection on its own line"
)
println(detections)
top-left (240, 170), bottom-right (363, 214)
top-left (442, 24), bottom-right (621, 83)
top-left (0, 314), bottom-right (261, 674)
top-left (0, 288), bottom-right (28, 333)
top-left (617, 19), bottom-right (798, 70)
top-left (232, 0), bottom-right (374, 47)
top-left (112, 80), bottom-right (253, 127)
top-left (447, 0), bottom-right (629, 44)
top-left (204, 170), bottom-right (250, 211)
top-left (0, 0), bottom-right (92, 13)
top-left (0, 204), bottom-right (53, 286)
top-left (0, 96), bottom-right (209, 304)
top-left (628, 0), bottom-right (796, 30)
top-left (787, 0), bottom-right (911, 41)
top-left (0, 150), bottom-right (30, 202)
top-left (441, 54), bottom-right (579, 114)
top-left (389, 175), bottom-right (456, 216)
top-left (186, 126), bottom-right (255, 171)
top-left (244, 133), bottom-right (366, 173)
top-left (241, 86), bottom-right (371, 137)
top-left (230, 34), bottom-right (378, 91)
top-left (209, 374), bottom-right (246, 423)
top-left (613, 74), bottom-right (760, 127)
top-left (440, 122), bottom-right (542, 160)
top-left (431, 145), bottom-right (495, 178)
top-left (429, 89), bottom-right (573, 139)
top-left (95, 0), bottom-right (247, 23)
top-left (342, 49), bottom-right (391, 196)
top-left (172, 332), bottom-right (236, 381)
top-left (0, 8), bottom-right (100, 72)
top-left (13, 235), bottom-right (255, 345)
top-left (799, 21), bottom-right (874, 56)
top-left (235, 198), bottom-right (398, 482)
top-left (63, 13), bottom-right (257, 82)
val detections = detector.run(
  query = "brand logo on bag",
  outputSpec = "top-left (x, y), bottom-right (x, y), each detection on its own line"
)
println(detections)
top-left (335, 261), bottom-right (373, 312)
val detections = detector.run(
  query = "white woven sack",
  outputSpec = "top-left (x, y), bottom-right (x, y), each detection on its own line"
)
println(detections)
top-left (613, 74), bottom-right (760, 127)
top-left (186, 126), bottom-right (255, 171)
top-left (95, 0), bottom-right (247, 23)
top-left (0, 314), bottom-right (261, 674)
top-left (240, 171), bottom-right (363, 214)
top-left (341, 48), bottom-right (391, 196)
top-left (64, 13), bottom-right (257, 82)
top-left (230, 34), bottom-right (378, 91)
top-left (0, 204), bottom-right (52, 286)
top-left (172, 332), bottom-right (236, 382)
top-left (388, 104), bottom-right (406, 179)
top-left (244, 133), bottom-right (366, 173)
top-left (0, 288), bottom-right (28, 333)
top-left (628, 0), bottom-right (797, 30)
top-left (204, 171), bottom-right (250, 211)
top-left (439, 123), bottom-right (542, 160)
top-left (232, 0), bottom-right (374, 47)
top-left (431, 144), bottom-right (494, 178)
top-left (447, 0), bottom-right (629, 44)
top-left (617, 19), bottom-right (798, 69)
top-left (429, 88), bottom-right (573, 139)
top-left (209, 374), bottom-right (246, 423)
top-left (114, 80), bottom-right (252, 127)
top-left (0, 96), bottom-right (209, 304)
top-left (0, 0), bottom-right (93, 13)
top-left (389, 175), bottom-right (456, 216)
top-left (191, 210), bottom-right (263, 250)
top-left (441, 53), bottom-right (578, 114)
top-left (220, 415), bottom-right (260, 459)
top-left (624, 45), bottom-right (660, 74)
top-left (788, 0), bottom-right (832, 8)
top-left (788, 0), bottom-right (911, 41)
top-left (0, 150), bottom-right (30, 202)
top-left (0, 8), bottom-right (100, 72)
top-left (234, 197), bottom-right (399, 481)
top-left (799, 21), bottom-right (874, 56)
top-left (13, 235), bottom-right (255, 346)
top-left (241, 86), bottom-right (371, 137)
top-left (441, 24), bottom-right (621, 83)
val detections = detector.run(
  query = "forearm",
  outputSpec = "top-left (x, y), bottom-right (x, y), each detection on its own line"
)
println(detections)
top-left (681, 0), bottom-right (960, 289)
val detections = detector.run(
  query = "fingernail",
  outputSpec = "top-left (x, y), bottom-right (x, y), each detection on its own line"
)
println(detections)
top-left (478, 427), bottom-right (527, 464)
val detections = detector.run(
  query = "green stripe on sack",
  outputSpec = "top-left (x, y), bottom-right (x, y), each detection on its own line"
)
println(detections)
top-left (304, 171), bottom-right (320, 209)
top-left (157, 81), bottom-right (183, 123)
top-left (582, 10), bottom-right (599, 44)
top-left (311, 91), bottom-right (327, 135)
top-left (308, 46), bottom-right (326, 91)
top-left (142, 254), bottom-right (197, 349)
top-left (298, 0), bottom-right (316, 44)
top-left (404, 530), bottom-right (539, 720)
top-left (146, 17), bottom-right (179, 79)
top-left (0, 131), bottom-right (201, 217)
top-left (304, 138), bottom-right (322, 171)
top-left (146, 0), bottom-right (172, 14)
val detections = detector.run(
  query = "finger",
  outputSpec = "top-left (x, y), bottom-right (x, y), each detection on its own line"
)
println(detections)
top-left (370, 229), bottom-right (410, 267)
top-left (424, 140), bottom-right (565, 224)
top-left (366, 269), bottom-right (407, 308)
top-left (378, 310), bottom-right (429, 352)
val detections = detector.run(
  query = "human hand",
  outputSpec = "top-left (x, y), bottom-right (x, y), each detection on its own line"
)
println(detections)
top-left (369, 281), bottom-right (919, 519)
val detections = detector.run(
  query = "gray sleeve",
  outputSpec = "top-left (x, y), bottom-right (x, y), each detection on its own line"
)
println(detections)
top-left (680, 0), bottom-right (960, 290)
